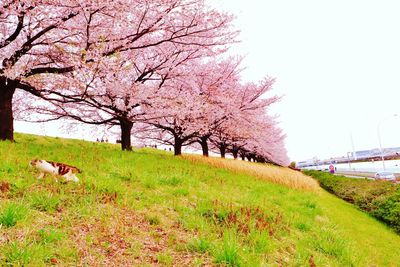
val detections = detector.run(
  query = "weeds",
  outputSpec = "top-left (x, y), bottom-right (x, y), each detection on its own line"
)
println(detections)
top-left (159, 176), bottom-right (183, 186)
top-left (172, 188), bottom-right (189, 196)
top-left (146, 214), bottom-right (161, 225)
top-left (4, 243), bottom-right (31, 265)
top-left (201, 201), bottom-right (286, 238)
top-left (30, 193), bottom-right (61, 213)
top-left (214, 232), bottom-right (241, 266)
top-left (157, 253), bottom-right (173, 265)
top-left (0, 181), bottom-right (10, 193)
top-left (0, 203), bottom-right (27, 227)
top-left (37, 228), bottom-right (65, 244)
top-left (187, 238), bottom-right (212, 253)
top-left (311, 226), bottom-right (353, 265)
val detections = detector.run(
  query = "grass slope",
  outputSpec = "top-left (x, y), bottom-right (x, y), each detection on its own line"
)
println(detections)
top-left (305, 170), bottom-right (400, 233)
top-left (0, 133), bottom-right (399, 266)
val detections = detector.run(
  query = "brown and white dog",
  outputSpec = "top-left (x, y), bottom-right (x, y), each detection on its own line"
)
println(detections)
top-left (30, 159), bottom-right (81, 182)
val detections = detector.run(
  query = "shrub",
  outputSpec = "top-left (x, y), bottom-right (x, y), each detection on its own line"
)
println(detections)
top-left (305, 170), bottom-right (400, 233)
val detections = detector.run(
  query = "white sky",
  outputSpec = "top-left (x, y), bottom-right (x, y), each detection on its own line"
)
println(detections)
top-left (15, 0), bottom-right (400, 162)
top-left (212, 0), bottom-right (400, 161)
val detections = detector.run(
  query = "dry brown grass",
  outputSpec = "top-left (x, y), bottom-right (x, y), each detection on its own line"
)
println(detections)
top-left (182, 155), bottom-right (320, 192)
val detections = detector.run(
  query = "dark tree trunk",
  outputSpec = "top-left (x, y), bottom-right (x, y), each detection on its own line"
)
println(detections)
top-left (174, 138), bottom-right (183, 156)
top-left (199, 136), bottom-right (209, 157)
top-left (246, 155), bottom-right (252, 162)
top-left (119, 119), bottom-right (133, 151)
top-left (219, 144), bottom-right (226, 158)
top-left (241, 155), bottom-right (245, 161)
top-left (232, 146), bottom-right (239, 160)
top-left (0, 78), bottom-right (16, 141)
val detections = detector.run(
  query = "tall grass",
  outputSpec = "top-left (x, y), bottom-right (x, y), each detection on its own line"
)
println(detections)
top-left (0, 203), bottom-right (27, 228)
top-left (182, 154), bottom-right (319, 192)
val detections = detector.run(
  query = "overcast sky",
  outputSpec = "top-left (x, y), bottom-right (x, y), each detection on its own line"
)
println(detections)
top-left (211, 0), bottom-right (400, 161)
top-left (15, 1), bottom-right (400, 162)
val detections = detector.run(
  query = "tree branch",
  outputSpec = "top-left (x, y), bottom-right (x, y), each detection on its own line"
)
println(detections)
top-left (0, 13), bottom-right (25, 48)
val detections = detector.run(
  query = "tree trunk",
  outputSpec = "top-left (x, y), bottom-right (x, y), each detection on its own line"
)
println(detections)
top-left (232, 146), bottom-right (239, 160)
top-left (199, 136), bottom-right (209, 157)
top-left (246, 155), bottom-right (252, 162)
top-left (119, 119), bottom-right (133, 151)
top-left (174, 138), bottom-right (183, 156)
top-left (219, 144), bottom-right (226, 158)
top-left (0, 78), bottom-right (16, 141)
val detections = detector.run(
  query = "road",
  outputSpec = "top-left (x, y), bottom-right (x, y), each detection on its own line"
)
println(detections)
top-left (334, 170), bottom-right (400, 182)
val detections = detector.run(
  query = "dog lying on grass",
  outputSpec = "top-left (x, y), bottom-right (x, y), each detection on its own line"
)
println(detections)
top-left (30, 159), bottom-right (81, 182)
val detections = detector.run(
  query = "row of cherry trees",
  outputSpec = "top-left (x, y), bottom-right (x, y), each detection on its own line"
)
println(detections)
top-left (1, 0), bottom-right (289, 165)
top-left (132, 58), bottom-right (289, 165)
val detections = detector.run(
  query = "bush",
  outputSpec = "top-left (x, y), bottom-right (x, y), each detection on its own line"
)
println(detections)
top-left (304, 170), bottom-right (400, 233)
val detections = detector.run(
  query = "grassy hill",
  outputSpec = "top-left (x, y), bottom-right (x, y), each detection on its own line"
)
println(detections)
top-left (0, 134), bottom-right (399, 266)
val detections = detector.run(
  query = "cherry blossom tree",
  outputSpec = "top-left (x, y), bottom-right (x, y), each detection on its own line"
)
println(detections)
top-left (141, 79), bottom-right (205, 155)
top-left (1, 1), bottom-right (290, 163)
top-left (209, 119), bottom-right (289, 166)
top-left (240, 119), bottom-right (289, 166)
top-left (141, 63), bottom-right (285, 159)
top-left (0, 0), bottom-right (80, 140)
top-left (129, 65), bottom-right (289, 163)
top-left (25, 51), bottom-right (180, 150)
top-left (207, 78), bottom-right (279, 156)
top-left (0, 0), bottom-right (236, 143)
top-left (137, 56), bottom-right (241, 155)
top-left (188, 58), bottom-right (242, 156)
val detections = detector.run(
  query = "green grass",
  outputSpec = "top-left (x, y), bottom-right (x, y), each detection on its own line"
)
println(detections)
top-left (0, 203), bottom-right (27, 228)
top-left (187, 237), bottom-right (212, 253)
top-left (0, 133), bottom-right (399, 266)
top-left (305, 170), bottom-right (400, 232)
